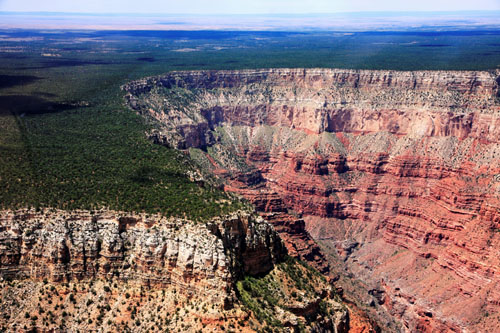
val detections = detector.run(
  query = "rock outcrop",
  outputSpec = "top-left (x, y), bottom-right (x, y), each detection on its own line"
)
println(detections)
top-left (0, 209), bottom-right (350, 332)
top-left (0, 209), bottom-right (283, 303)
top-left (124, 68), bottom-right (500, 332)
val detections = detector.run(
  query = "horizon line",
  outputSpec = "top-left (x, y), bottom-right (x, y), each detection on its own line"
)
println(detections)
top-left (1, 10), bottom-right (499, 16)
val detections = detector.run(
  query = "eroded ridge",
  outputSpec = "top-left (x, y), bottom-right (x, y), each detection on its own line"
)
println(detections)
top-left (0, 209), bottom-right (350, 331)
top-left (125, 68), bottom-right (500, 332)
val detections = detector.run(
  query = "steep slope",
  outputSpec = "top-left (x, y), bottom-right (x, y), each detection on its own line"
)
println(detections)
top-left (0, 209), bottom-right (348, 332)
top-left (124, 68), bottom-right (500, 332)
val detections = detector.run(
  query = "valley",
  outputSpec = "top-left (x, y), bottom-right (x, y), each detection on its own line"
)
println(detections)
top-left (124, 68), bottom-right (500, 331)
top-left (1, 28), bottom-right (500, 332)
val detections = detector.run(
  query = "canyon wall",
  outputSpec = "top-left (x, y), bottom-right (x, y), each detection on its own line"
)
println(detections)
top-left (0, 209), bottom-right (348, 332)
top-left (124, 68), bottom-right (500, 332)
top-left (0, 209), bottom-right (283, 287)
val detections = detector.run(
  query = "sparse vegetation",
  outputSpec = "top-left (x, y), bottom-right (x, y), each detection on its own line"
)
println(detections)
top-left (236, 256), bottom-right (342, 330)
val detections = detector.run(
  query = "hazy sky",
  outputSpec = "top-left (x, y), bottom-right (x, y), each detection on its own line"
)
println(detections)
top-left (1, 0), bottom-right (499, 14)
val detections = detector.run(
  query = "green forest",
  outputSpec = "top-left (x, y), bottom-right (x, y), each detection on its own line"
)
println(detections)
top-left (1, 29), bottom-right (499, 220)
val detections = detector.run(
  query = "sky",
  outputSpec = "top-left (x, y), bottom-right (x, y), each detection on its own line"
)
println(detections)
top-left (1, 0), bottom-right (499, 14)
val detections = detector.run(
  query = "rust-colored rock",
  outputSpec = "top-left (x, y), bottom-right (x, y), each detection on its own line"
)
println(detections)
top-left (125, 68), bottom-right (500, 332)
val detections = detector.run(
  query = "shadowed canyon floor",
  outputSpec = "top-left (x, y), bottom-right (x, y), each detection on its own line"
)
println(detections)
top-left (124, 68), bottom-right (500, 332)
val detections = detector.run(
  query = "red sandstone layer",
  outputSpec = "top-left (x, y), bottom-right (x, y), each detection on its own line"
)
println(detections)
top-left (125, 68), bottom-right (500, 332)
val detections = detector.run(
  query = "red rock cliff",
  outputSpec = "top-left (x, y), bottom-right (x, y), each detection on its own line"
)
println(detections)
top-left (125, 68), bottom-right (500, 332)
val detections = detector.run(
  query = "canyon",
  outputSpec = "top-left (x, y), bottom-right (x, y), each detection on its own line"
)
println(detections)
top-left (124, 68), bottom-right (500, 332)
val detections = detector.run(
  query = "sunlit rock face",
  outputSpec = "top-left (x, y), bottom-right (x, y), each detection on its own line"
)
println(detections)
top-left (125, 68), bottom-right (500, 332)
top-left (2, 209), bottom-right (328, 332)
top-left (0, 209), bottom-right (284, 292)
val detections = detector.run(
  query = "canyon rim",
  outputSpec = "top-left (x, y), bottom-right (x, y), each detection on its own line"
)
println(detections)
top-left (1, 11), bottom-right (500, 331)
top-left (124, 68), bottom-right (500, 332)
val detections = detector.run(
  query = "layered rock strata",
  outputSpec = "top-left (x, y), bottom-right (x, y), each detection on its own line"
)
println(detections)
top-left (124, 68), bottom-right (500, 332)
top-left (0, 209), bottom-right (349, 331)
top-left (0, 209), bottom-right (282, 300)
